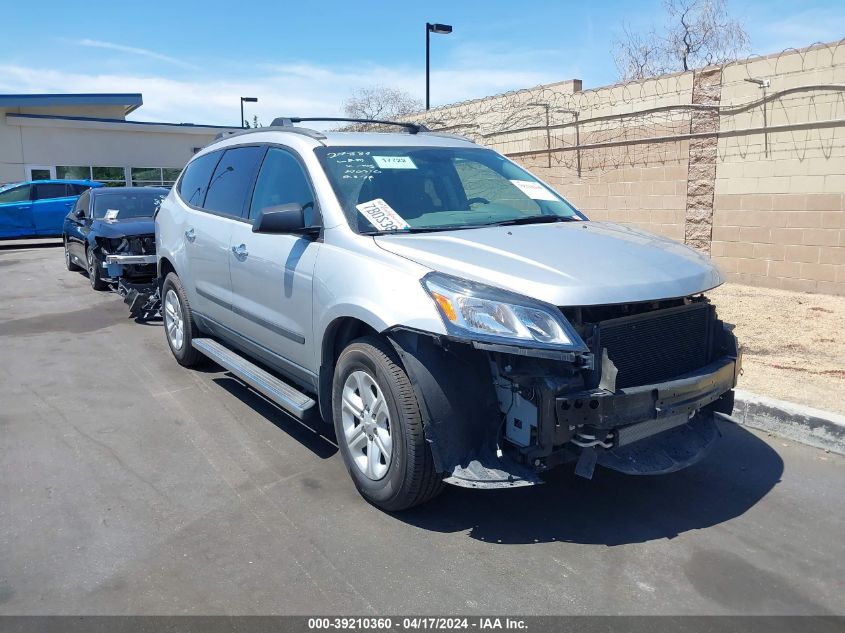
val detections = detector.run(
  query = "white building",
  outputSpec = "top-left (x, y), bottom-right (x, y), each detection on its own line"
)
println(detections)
top-left (0, 93), bottom-right (237, 186)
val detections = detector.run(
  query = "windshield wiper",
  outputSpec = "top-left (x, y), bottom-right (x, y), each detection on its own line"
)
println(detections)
top-left (488, 215), bottom-right (580, 227)
top-left (361, 224), bottom-right (481, 236)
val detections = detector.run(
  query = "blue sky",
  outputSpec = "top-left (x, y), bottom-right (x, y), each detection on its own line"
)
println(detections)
top-left (1, 0), bottom-right (842, 125)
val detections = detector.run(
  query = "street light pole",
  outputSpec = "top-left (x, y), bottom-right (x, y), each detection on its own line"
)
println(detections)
top-left (240, 96), bottom-right (258, 128)
top-left (425, 23), bottom-right (430, 111)
top-left (425, 22), bottom-right (453, 110)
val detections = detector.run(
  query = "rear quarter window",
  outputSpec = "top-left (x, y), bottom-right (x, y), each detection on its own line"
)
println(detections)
top-left (177, 151), bottom-right (221, 208)
top-left (68, 184), bottom-right (91, 196)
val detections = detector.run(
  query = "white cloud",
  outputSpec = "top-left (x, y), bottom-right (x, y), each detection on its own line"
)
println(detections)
top-left (0, 60), bottom-right (566, 126)
top-left (74, 39), bottom-right (199, 70)
top-left (748, 7), bottom-right (845, 54)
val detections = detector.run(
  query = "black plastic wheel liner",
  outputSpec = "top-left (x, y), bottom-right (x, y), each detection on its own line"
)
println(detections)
top-left (385, 328), bottom-right (503, 473)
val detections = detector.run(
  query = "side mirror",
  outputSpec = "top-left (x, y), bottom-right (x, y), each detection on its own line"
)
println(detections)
top-left (252, 203), bottom-right (317, 235)
top-left (74, 209), bottom-right (85, 219)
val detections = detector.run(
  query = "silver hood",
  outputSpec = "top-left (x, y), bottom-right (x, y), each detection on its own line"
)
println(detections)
top-left (374, 221), bottom-right (723, 306)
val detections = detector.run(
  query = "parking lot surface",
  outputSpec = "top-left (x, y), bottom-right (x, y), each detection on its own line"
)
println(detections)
top-left (1, 243), bottom-right (844, 615)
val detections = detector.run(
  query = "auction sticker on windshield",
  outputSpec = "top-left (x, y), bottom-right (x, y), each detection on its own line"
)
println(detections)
top-left (509, 180), bottom-right (559, 201)
top-left (372, 156), bottom-right (417, 169)
top-left (356, 198), bottom-right (410, 231)
top-left (104, 209), bottom-right (119, 221)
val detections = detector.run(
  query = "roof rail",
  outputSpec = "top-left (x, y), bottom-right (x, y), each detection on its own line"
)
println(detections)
top-left (270, 117), bottom-right (429, 134)
top-left (418, 130), bottom-right (474, 142)
top-left (211, 125), bottom-right (327, 143)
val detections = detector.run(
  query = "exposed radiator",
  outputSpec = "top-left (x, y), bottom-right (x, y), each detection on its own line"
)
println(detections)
top-left (596, 303), bottom-right (713, 389)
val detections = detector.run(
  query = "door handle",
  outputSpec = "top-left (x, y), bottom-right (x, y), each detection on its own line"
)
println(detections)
top-left (185, 228), bottom-right (196, 242)
top-left (231, 244), bottom-right (248, 261)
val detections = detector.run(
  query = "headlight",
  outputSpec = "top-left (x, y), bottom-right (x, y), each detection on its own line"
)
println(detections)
top-left (421, 272), bottom-right (587, 351)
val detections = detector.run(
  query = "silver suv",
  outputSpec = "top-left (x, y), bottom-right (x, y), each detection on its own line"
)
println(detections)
top-left (156, 118), bottom-right (740, 511)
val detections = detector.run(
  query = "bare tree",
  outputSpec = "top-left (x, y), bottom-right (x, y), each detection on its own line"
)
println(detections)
top-left (614, 24), bottom-right (669, 81)
top-left (343, 86), bottom-right (423, 122)
top-left (613, 0), bottom-right (749, 81)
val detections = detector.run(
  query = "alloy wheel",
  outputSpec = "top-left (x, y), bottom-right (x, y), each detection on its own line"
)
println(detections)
top-left (87, 249), bottom-right (96, 286)
top-left (163, 289), bottom-right (185, 351)
top-left (341, 370), bottom-right (393, 480)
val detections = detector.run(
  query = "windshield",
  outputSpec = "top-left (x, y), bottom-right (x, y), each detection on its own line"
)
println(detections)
top-left (93, 190), bottom-right (166, 220)
top-left (315, 146), bottom-right (583, 234)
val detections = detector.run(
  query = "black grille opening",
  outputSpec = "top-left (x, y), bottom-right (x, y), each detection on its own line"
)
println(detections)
top-left (596, 303), bottom-right (712, 389)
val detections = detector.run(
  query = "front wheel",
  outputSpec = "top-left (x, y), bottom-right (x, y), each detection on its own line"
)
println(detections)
top-left (86, 246), bottom-right (108, 290)
top-left (332, 336), bottom-right (443, 511)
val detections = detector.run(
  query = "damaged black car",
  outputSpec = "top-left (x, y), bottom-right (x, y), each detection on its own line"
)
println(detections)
top-left (63, 187), bottom-right (167, 291)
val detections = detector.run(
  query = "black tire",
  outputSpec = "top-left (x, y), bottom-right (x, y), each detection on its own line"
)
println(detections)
top-left (64, 238), bottom-right (81, 271)
top-left (161, 272), bottom-right (205, 367)
top-left (86, 246), bottom-right (108, 291)
top-left (332, 336), bottom-right (443, 511)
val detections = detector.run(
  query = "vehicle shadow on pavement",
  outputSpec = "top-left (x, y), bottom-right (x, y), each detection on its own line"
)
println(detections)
top-left (398, 420), bottom-right (784, 545)
top-left (0, 239), bottom-right (62, 251)
top-left (213, 375), bottom-right (339, 459)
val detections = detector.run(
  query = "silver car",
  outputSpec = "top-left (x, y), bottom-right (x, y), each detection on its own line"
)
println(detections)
top-left (155, 118), bottom-right (741, 511)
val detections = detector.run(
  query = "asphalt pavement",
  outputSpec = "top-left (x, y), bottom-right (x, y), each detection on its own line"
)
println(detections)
top-left (1, 242), bottom-right (843, 615)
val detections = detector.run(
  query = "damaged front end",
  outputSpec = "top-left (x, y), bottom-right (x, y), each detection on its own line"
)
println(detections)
top-left (388, 293), bottom-right (740, 488)
top-left (95, 235), bottom-right (157, 282)
top-left (117, 279), bottom-right (161, 320)
top-left (90, 234), bottom-right (161, 320)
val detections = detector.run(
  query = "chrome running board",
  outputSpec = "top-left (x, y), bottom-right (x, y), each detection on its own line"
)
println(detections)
top-left (192, 337), bottom-right (316, 419)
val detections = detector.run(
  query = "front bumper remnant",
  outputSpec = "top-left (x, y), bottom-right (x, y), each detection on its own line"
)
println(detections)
top-left (555, 358), bottom-right (738, 432)
top-left (105, 254), bottom-right (157, 265)
top-left (594, 412), bottom-right (720, 475)
top-left (117, 279), bottom-right (161, 320)
top-left (104, 254), bottom-right (157, 279)
top-left (443, 448), bottom-right (544, 489)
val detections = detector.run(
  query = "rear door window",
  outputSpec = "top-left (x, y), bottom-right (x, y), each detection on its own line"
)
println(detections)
top-left (177, 151), bottom-right (221, 208)
top-left (203, 146), bottom-right (265, 218)
top-left (33, 183), bottom-right (70, 200)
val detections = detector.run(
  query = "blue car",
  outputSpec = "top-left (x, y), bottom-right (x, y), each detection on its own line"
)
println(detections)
top-left (0, 180), bottom-right (103, 239)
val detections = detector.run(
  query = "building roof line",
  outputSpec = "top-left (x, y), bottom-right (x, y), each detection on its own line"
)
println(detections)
top-left (6, 112), bottom-right (239, 130)
top-left (0, 93), bottom-right (143, 115)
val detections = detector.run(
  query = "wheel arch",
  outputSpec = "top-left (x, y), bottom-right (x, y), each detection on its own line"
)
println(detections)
top-left (318, 316), bottom-right (380, 421)
top-left (158, 256), bottom-right (176, 285)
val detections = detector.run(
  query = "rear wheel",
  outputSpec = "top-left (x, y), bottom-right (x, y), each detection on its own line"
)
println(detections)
top-left (161, 273), bottom-right (204, 367)
top-left (64, 238), bottom-right (81, 271)
top-left (86, 246), bottom-right (108, 291)
top-left (332, 336), bottom-right (443, 511)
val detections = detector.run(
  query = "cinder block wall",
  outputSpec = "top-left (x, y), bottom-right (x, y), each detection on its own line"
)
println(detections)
top-left (504, 73), bottom-right (697, 243)
top-left (710, 45), bottom-right (845, 294)
top-left (523, 149), bottom-right (690, 242)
